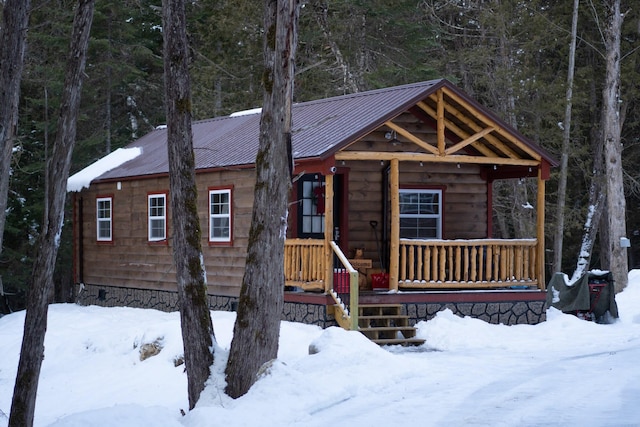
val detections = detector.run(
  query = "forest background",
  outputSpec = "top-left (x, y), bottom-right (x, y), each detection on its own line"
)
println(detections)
top-left (2, 0), bottom-right (640, 311)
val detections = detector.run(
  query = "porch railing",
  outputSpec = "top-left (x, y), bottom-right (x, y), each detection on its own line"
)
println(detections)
top-left (284, 238), bottom-right (325, 289)
top-left (283, 238), bottom-right (358, 330)
top-left (398, 238), bottom-right (540, 289)
top-left (329, 241), bottom-right (359, 330)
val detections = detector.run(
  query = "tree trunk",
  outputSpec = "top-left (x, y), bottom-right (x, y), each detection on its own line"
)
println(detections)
top-left (0, 0), bottom-right (30, 284)
top-left (602, 0), bottom-right (628, 292)
top-left (552, 0), bottom-right (580, 274)
top-left (9, 2), bottom-right (94, 426)
top-left (162, 0), bottom-right (215, 410)
top-left (572, 75), bottom-right (606, 280)
top-left (225, 0), bottom-right (299, 399)
top-left (313, 0), bottom-right (359, 93)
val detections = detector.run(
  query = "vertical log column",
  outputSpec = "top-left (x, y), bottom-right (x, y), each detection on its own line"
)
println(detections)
top-left (389, 158), bottom-right (400, 291)
top-left (324, 173), bottom-right (334, 292)
top-left (537, 168), bottom-right (546, 290)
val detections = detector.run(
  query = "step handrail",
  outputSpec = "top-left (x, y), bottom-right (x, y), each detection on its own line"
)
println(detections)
top-left (329, 241), bottom-right (359, 330)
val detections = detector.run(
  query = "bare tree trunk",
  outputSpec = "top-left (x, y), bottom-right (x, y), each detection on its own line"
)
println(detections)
top-left (552, 0), bottom-right (580, 274)
top-left (0, 0), bottom-right (30, 286)
top-left (572, 74), bottom-right (606, 279)
top-left (313, 0), bottom-right (359, 93)
top-left (602, 0), bottom-right (628, 292)
top-left (9, 2), bottom-right (94, 425)
top-left (225, 0), bottom-right (299, 399)
top-left (161, 0), bottom-right (215, 410)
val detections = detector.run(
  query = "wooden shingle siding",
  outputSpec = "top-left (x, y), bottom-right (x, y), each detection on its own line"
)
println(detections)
top-left (341, 158), bottom-right (488, 268)
top-left (77, 168), bottom-right (257, 296)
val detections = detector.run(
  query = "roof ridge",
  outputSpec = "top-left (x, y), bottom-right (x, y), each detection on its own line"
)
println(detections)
top-left (294, 79), bottom-right (444, 108)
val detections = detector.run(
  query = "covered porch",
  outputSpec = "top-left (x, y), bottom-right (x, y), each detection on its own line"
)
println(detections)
top-left (283, 82), bottom-right (555, 331)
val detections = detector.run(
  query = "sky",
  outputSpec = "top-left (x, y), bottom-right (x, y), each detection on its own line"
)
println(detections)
top-left (2, 272), bottom-right (640, 427)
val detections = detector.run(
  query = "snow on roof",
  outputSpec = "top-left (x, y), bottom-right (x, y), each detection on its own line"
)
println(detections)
top-left (67, 147), bottom-right (143, 192)
top-left (229, 107), bottom-right (262, 117)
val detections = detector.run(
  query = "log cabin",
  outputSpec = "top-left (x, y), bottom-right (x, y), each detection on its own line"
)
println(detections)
top-left (69, 79), bottom-right (557, 341)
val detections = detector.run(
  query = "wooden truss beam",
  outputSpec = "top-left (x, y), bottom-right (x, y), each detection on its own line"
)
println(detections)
top-left (441, 86), bottom-right (542, 161)
top-left (335, 151), bottom-right (539, 167)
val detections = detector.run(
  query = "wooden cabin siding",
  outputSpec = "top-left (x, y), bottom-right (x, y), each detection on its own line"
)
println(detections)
top-left (342, 160), bottom-right (386, 267)
top-left (398, 162), bottom-right (488, 239)
top-left (76, 168), bottom-right (257, 297)
top-left (340, 156), bottom-right (488, 270)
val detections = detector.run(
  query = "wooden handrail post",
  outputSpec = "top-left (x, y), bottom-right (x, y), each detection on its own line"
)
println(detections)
top-left (537, 168), bottom-right (546, 290)
top-left (389, 158), bottom-right (400, 291)
top-left (324, 174), bottom-right (334, 292)
top-left (349, 271), bottom-right (359, 330)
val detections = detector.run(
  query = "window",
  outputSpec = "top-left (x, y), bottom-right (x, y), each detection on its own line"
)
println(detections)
top-left (96, 197), bottom-right (112, 241)
top-left (148, 193), bottom-right (167, 242)
top-left (298, 175), bottom-right (325, 238)
top-left (399, 189), bottom-right (442, 239)
top-left (209, 188), bottom-right (231, 243)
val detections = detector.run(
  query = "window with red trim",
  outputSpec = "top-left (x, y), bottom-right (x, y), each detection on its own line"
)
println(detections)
top-left (399, 189), bottom-right (442, 239)
top-left (209, 188), bottom-right (231, 243)
top-left (148, 193), bottom-right (167, 242)
top-left (96, 196), bottom-right (113, 242)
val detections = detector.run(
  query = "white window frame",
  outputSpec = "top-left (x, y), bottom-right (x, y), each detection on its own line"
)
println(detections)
top-left (148, 193), bottom-right (167, 242)
top-left (96, 197), bottom-right (113, 242)
top-left (399, 188), bottom-right (442, 239)
top-left (209, 188), bottom-right (232, 243)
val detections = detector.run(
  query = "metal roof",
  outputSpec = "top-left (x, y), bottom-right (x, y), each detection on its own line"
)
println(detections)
top-left (88, 79), bottom-right (557, 183)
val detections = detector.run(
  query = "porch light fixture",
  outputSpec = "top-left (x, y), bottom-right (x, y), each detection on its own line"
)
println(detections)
top-left (419, 161), bottom-right (423, 167)
top-left (457, 163), bottom-right (460, 168)
top-left (493, 165), bottom-right (497, 170)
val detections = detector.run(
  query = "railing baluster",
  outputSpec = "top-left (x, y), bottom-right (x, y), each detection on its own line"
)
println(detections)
top-left (409, 245), bottom-right (415, 282)
top-left (454, 246), bottom-right (461, 281)
top-left (417, 246), bottom-right (423, 282)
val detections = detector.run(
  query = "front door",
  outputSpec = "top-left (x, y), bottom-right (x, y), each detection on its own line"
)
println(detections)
top-left (295, 173), bottom-right (345, 248)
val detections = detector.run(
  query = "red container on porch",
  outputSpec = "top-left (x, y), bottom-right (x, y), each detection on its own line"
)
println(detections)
top-left (371, 272), bottom-right (389, 290)
top-left (333, 269), bottom-right (350, 293)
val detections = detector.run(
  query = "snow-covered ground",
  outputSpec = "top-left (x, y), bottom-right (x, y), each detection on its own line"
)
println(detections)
top-left (2, 272), bottom-right (640, 427)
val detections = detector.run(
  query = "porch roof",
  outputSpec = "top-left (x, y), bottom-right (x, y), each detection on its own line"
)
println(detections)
top-left (71, 79), bottom-right (557, 186)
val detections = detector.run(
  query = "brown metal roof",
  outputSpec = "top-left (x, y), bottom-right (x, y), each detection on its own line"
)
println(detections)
top-left (91, 79), bottom-right (557, 183)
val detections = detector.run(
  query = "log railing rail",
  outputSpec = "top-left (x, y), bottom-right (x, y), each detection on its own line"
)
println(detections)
top-left (398, 238), bottom-right (540, 289)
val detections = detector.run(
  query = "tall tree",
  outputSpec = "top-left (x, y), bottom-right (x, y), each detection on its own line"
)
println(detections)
top-left (225, 0), bottom-right (299, 398)
top-left (9, 1), bottom-right (94, 425)
top-left (552, 0), bottom-right (580, 274)
top-left (162, 0), bottom-right (215, 410)
top-left (0, 0), bottom-right (31, 294)
top-left (602, 0), bottom-right (627, 291)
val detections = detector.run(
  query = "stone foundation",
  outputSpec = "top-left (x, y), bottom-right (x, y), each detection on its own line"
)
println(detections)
top-left (75, 283), bottom-right (546, 327)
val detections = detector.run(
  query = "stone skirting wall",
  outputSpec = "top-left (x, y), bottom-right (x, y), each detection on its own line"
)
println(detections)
top-left (403, 300), bottom-right (546, 326)
top-left (75, 284), bottom-right (546, 327)
top-left (75, 283), bottom-right (335, 326)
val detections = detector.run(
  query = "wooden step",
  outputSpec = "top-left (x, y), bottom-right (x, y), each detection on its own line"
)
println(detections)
top-left (360, 326), bottom-right (417, 340)
top-left (357, 303), bottom-right (424, 346)
top-left (370, 337), bottom-right (426, 346)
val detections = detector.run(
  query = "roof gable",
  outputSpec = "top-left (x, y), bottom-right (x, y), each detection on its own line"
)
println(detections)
top-left (70, 79), bottom-right (556, 187)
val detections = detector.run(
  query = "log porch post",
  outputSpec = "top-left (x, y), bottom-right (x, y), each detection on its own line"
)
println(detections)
top-left (389, 158), bottom-right (400, 291)
top-left (536, 168), bottom-right (546, 290)
top-left (324, 173), bottom-right (334, 292)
